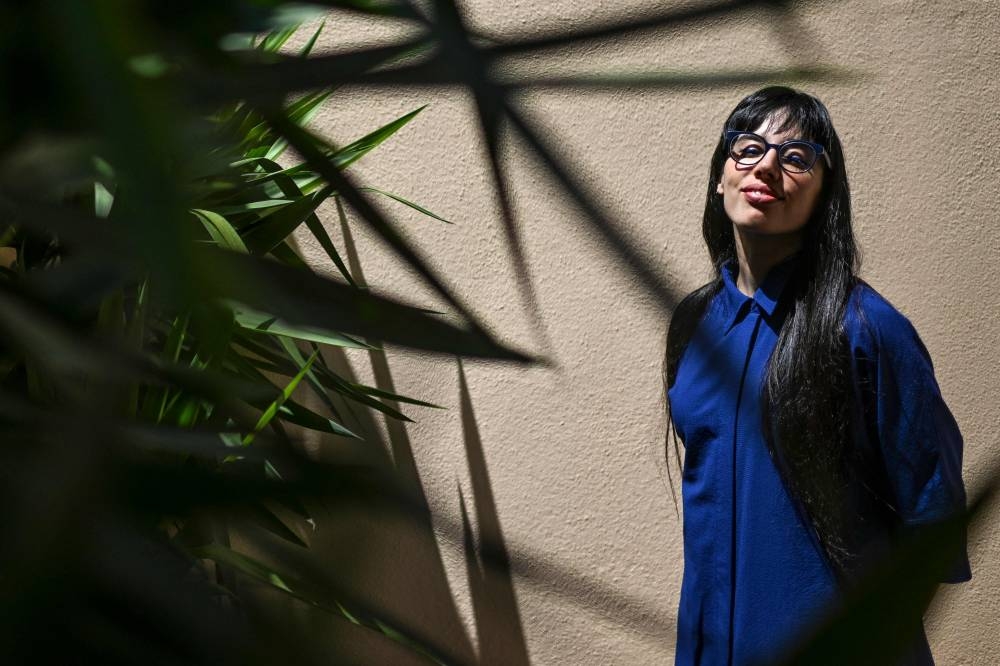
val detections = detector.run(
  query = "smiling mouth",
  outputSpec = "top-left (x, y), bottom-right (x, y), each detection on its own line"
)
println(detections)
top-left (742, 188), bottom-right (782, 204)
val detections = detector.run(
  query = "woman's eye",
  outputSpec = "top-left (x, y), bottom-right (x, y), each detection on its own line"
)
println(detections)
top-left (739, 145), bottom-right (763, 157)
top-left (782, 151), bottom-right (808, 166)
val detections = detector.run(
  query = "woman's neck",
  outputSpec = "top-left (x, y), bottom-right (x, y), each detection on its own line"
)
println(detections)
top-left (733, 227), bottom-right (803, 297)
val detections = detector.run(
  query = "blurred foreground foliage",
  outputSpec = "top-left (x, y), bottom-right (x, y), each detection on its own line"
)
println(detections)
top-left (0, 2), bottom-right (527, 664)
top-left (0, 0), bottom-right (989, 664)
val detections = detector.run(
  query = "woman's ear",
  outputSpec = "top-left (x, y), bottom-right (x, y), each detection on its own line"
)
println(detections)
top-left (716, 181), bottom-right (724, 195)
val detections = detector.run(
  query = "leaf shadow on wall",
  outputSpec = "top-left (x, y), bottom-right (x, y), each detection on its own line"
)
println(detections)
top-left (457, 358), bottom-right (531, 666)
top-left (335, 210), bottom-right (530, 664)
top-left (301, 194), bottom-right (679, 663)
top-left (290, 215), bottom-right (481, 665)
top-left (295, 209), bottom-right (532, 664)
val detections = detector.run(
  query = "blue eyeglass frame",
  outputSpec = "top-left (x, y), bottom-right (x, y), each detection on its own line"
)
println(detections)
top-left (724, 130), bottom-right (832, 172)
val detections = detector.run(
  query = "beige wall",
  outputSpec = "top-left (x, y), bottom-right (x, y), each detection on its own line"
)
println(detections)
top-left (290, 2), bottom-right (1000, 663)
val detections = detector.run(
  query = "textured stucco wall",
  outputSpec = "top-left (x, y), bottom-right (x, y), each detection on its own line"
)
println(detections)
top-left (289, 2), bottom-right (1000, 663)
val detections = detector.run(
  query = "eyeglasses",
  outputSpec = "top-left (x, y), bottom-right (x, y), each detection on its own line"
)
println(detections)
top-left (724, 130), bottom-right (831, 174)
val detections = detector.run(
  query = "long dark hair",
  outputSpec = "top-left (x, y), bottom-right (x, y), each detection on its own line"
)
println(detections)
top-left (664, 86), bottom-right (864, 578)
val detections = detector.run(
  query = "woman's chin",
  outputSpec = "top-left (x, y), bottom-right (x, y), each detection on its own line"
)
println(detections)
top-left (732, 219), bottom-right (805, 239)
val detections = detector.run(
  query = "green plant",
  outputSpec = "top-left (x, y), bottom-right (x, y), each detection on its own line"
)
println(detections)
top-left (0, 6), bottom-right (523, 664)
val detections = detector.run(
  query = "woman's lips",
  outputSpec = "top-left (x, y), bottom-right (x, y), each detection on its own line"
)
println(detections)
top-left (742, 188), bottom-right (781, 204)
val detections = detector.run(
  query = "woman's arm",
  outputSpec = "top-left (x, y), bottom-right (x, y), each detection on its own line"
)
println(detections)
top-left (850, 285), bottom-right (971, 582)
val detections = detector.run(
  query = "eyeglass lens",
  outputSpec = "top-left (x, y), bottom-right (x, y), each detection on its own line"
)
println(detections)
top-left (730, 134), bottom-right (817, 173)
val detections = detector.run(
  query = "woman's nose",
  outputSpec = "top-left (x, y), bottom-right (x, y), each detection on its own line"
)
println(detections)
top-left (752, 146), bottom-right (782, 179)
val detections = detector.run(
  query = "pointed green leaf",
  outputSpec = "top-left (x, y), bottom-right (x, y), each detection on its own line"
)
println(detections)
top-left (243, 350), bottom-right (317, 445)
top-left (233, 304), bottom-right (369, 349)
top-left (311, 362), bottom-right (413, 423)
top-left (246, 158), bottom-right (354, 285)
top-left (227, 332), bottom-right (407, 424)
top-left (242, 186), bottom-right (334, 255)
top-left (359, 186), bottom-right (452, 223)
top-left (275, 335), bottom-right (341, 419)
top-left (351, 383), bottom-right (443, 409)
top-left (329, 106), bottom-right (426, 171)
top-left (264, 90), bottom-right (333, 161)
top-left (240, 160), bottom-right (310, 183)
top-left (298, 20), bottom-right (325, 58)
top-left (286, 89), bottom-right (333, 126)
top-left (278, 400), bottom-right (360, 439)
top-left (304, 209), bottom-right (356, 286)
top-left (191, 208), bottom-right (248, 253)
top-left (210, 198), bottom-right (294, 216)
top-left (257, 24), bottom-right (300, 54)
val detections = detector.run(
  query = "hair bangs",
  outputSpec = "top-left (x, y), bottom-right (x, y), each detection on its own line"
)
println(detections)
top-left (724, 89), bottom-right (832, 146)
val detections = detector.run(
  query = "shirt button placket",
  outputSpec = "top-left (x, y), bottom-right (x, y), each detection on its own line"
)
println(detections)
top-left (728, 303), bottom-right (763, 666)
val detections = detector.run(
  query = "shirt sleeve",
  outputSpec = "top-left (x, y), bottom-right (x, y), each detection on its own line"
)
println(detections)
top-left (858, 291), bottom-right (971, 582)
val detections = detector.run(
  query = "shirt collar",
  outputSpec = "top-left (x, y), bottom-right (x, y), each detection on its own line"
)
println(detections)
top-left (720, 254), bottom-right (799, 331)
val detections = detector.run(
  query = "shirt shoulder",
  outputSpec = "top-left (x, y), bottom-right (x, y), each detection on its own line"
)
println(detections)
top-left (844, 282), bottom-right (933, 367)
top-left (667, 281), bottom-right (726, 367)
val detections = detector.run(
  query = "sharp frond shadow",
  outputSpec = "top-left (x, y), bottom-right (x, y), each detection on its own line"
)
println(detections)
top-left (457, 359), bottom-right (532, 665)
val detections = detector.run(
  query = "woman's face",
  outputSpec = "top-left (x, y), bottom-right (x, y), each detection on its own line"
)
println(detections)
top-left (716, 118), bottom-right (825, 238)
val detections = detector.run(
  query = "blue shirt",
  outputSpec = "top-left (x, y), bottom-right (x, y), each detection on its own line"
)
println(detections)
top-left (668, 260), bottom-right (969, 666)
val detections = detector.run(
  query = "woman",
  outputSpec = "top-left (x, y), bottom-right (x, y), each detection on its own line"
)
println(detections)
top-left (664, 87), bottom-right (969, 665)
